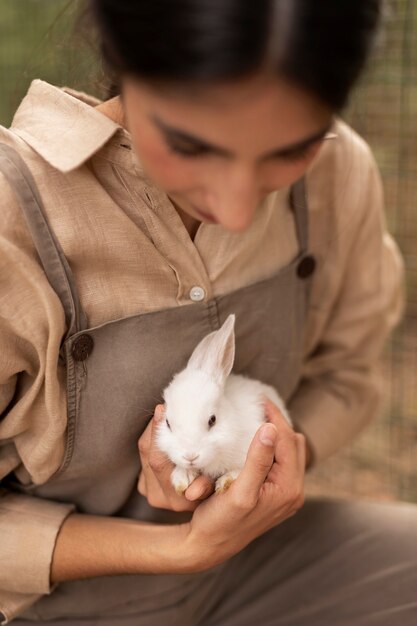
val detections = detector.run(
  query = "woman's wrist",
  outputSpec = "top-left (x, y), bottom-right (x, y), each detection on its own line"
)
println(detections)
top-left (127, 521), bottom-right (198, 575)
top-left (180, 524), bottom-right (223, 573)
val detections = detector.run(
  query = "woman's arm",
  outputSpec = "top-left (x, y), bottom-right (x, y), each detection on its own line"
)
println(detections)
top-left (50, 512), bottom-right (190, 582)
top-left (288, 128), bottom-right (404, 465)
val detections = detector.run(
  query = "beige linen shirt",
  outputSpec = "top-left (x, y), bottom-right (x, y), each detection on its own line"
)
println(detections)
top-left (0, 80), bottom-right (403, 623)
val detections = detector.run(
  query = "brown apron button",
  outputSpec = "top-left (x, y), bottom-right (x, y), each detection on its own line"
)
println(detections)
top-left (297, 255), bottom-right (316, 279)
top-left (72, 334), bottom-right (94, 361)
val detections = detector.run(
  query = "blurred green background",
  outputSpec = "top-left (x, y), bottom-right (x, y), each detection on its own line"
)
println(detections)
top-left (0, 0), bottom-right (416, 502)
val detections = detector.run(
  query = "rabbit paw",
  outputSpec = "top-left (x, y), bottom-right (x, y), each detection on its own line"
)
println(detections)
top-left (171, 466), bottom-right (200, 495)
top-left (215, 470), bottom-right (240, 494)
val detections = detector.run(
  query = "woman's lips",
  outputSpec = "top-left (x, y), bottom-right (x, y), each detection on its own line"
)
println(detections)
top-left (192, 205), bottom-right (218, 223)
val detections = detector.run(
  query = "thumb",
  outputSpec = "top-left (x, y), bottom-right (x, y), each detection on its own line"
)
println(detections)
top-left (151, 404), bottom-right (165, 443)
top-left (148, 404), bottom-right (172, 474)
top-left (235, 423), bottom-right (277, 500)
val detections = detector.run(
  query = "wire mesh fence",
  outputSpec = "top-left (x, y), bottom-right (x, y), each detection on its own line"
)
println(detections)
top-left (0, 0), bottom-right (416, 503)
top-left (307, 0), bottom-right (417, 503)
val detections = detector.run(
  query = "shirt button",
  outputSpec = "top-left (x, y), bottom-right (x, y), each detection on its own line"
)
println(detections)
top-left (189, 286), bottom-right (206, 302)
top-left (72, 334), bottom-right (94, 361)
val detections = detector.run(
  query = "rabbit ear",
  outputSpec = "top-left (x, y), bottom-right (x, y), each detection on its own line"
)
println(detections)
top-left (186, 314), bottom-right (236, 385)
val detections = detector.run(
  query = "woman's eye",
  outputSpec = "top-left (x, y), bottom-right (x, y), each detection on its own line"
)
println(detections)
top-left (166, 418), bottom-right (171, 430)
top-left (208, 415), bottom-right (216, 428)
top-left (276, 142), bottom-right (320, 163)
top-left (277, 147), bottom-right (312, 162)
top-left (167, 142), bottom-right (210, 158)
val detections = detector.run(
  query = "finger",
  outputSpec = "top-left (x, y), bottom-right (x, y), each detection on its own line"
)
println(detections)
top-left (185, 474), bottom-right (215, 501)
top-left (261, 396), bottom-right (293, 433)
top-left (261, 396), bottom-right (300, 472)
top-left (234, 423), bottom-right (277, 505)
top-left (284, 434), bottom-right (306, 512)
top-left (137, 411), bottom-right (155, 460)
top-left (148, 404), bottom-right (174, 479)
top-left (137, 470), bottom-right (147, 496)
top-left (269, 428), bottom-right (305, 492)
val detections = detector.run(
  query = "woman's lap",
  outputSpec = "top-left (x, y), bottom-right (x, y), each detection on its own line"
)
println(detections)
top-left (196, 497), bottom-right (417, 625)
top-left (14, 497), bottom-right (417, 625)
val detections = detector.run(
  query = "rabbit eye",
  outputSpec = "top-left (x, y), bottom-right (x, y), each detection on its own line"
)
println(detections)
top-left (166, 418), bottom-right (171, 430)
top-left (208, 415), bottom-right (216, 428)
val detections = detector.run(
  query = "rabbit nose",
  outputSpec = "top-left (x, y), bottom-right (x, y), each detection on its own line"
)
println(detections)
top-left (183, 453), bottom-right (199, 462)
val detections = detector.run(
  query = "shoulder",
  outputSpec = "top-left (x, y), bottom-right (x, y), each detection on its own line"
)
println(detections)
top-left (0, 121), bottom-right (91, 253)
top-left (0, 126), bottom-right (47, 265)
top-left (0, 128), bottom-right (36, 250)
top-left (304, 119), bottom-right (393, 315)
top-left (312, 117), bottom-right (376, 174)
top-left (0, 127), bottom-right (66, 336)
top-left (306, 118), bottom-right (383, 239)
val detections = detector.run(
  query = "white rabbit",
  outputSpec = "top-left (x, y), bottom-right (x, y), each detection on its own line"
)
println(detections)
top-left (156, 313), bottom-right (292, 495)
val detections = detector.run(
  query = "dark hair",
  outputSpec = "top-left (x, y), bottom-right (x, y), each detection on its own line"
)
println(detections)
top-left (90, 0), bottom-right (381, 110)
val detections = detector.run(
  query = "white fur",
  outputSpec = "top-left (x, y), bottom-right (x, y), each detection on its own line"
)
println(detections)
top-left (156, 314), bottom-right (292, 494)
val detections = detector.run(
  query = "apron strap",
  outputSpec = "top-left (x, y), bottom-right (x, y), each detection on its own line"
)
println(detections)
top-left (289, 177), bottom-right (309, 254)
top-left (0, 142), bottom-right (88, 339)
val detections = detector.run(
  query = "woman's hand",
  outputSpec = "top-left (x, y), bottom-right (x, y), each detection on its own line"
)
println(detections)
top-left (182, 396), bottom-right (306, 571)
top-left (54, 398), bottom-right (306, 583)
top-left (137, 405), bottom-right (215, 512)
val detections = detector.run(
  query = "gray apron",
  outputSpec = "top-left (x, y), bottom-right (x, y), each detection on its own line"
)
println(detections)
top-left (0, 143), bottom-right (314, 621)
top-left (2, 144), bottom-right (417, 626)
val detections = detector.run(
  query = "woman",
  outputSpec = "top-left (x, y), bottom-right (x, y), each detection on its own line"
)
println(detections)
top-left (0, 0), bottom-right (415, 624)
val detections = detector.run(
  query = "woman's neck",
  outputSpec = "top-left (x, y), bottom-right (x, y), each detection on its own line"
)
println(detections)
top-left (95, 96), bottom-right (126, 127)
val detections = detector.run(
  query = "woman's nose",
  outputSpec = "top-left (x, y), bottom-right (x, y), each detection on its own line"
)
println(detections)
top-left (205, 166), bottom-right (261, 231)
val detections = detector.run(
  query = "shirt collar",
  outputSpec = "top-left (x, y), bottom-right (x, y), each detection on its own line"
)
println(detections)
top-left (10, 79), bottom-right (125, 173)
top-left (10, 79), bottom-right (339, 178)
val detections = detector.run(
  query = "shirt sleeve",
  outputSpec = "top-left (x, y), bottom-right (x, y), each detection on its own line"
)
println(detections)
top-left (0, 590), bottom-right (42, 626)
top-left (0, 492), bottom-right (75, 625)
top-left (288, 136), bottom-right (404, 465)
top-left (0, 172), bottom-right (76, 622)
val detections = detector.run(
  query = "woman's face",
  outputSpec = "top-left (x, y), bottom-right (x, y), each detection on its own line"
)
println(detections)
top-left (120, 74), bottom-right (333, 233)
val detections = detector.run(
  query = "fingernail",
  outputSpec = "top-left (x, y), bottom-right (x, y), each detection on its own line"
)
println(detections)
top-left (186, 487), bottom-right (203, 501)
top-left (154, 405), bottom-right (164, 421)
top-left (259, 424), bottom-right (276, 447)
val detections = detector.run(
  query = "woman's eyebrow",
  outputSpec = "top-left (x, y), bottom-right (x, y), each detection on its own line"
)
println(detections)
top-left (150, 113), bottom-right (333, 160)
